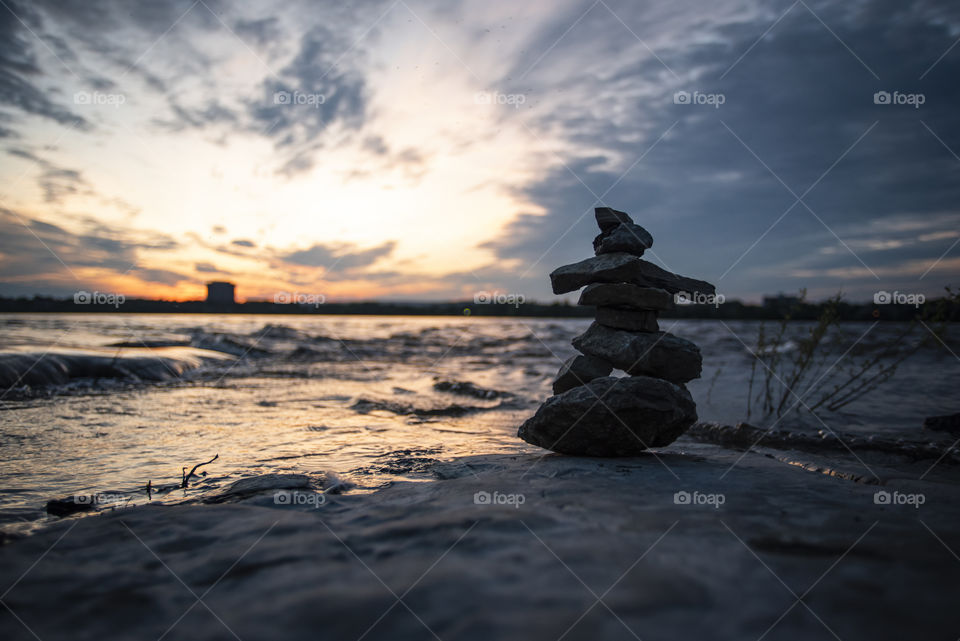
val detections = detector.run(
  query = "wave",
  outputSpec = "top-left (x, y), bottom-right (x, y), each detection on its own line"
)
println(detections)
top-left (189, 333), bottom-right (272, 358)
top-left (0, 347), bottom-right (234, 394)
top-left (432, 379), bottom-right (509, 400)
top-left (349, 395), bottom-right (505, 418)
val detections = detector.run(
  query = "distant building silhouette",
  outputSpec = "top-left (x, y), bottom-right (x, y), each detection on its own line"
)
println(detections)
top-left (206, 281), bottom-right (236, 304)
top-left (762, 294), bottom-right (800, 311)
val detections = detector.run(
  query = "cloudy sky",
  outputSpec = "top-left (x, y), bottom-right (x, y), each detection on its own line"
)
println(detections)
top-left (1, 0), bottom-right (958, 303)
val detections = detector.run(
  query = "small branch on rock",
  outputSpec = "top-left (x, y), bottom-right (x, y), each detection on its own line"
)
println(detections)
top-left (181, 453), bottom-right (219, 488)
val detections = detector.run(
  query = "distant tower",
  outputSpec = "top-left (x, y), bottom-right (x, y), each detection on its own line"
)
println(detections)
top-left (206, 281), bottom-right (236, 304)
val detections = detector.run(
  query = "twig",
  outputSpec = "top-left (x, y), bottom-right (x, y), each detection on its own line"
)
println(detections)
top-left (181, 453), bottom-right (219, 488)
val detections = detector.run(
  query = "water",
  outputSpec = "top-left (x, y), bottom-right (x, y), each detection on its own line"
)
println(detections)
top-left (0, 313), bottom-right (956, 535)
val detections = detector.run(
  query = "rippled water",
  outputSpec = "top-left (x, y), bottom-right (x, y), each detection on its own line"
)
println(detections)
top-left (0, 313), bottom-right (956, 535)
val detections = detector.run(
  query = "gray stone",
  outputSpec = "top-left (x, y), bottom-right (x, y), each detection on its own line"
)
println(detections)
top-left (579, 283), bottom-right (673, 310)
top-left (595, 307), bottom-right (659, 332)
top-left (572, 322), bottom-right (702, 383)
top-left (593, 223), bottom-right (654, 256)
top-left (550, 252), bottom-right (716, 296)
top-left (594, 206), bottom-right (633, 231)
top-left (45, 496), bottom-right (97, 517)
top-left (552, 354), bottom-right (613, 395)
top-left (688, 422), bottom-right (960, 462)
top-left (518, 375), bottom-right (697, 456)
top-left (201, 473), bottom-right (318, 503)
top-left (924, 413), bottom-right (960, 435)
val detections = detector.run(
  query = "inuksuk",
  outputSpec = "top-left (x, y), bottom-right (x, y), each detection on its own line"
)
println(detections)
top-left (518, 207), bottom-right (716, 456)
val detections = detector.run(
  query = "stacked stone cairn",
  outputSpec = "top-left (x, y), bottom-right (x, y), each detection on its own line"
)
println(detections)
top-left (518, 207), bottom-right (717, 456)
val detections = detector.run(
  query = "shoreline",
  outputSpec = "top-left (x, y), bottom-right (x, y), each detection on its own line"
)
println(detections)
top-left (2, 304), bottom-right (954, 322)
top-left (3, 437), bottom-right (959, 640)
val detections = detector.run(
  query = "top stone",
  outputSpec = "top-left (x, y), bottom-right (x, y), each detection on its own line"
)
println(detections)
top-left (594, 207), bottom-right (633, 231)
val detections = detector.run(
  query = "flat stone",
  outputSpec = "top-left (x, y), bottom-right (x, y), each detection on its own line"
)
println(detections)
top-left (595, 307), bottom-right (659, 332)
top-left (594, 206), bottom-right (633, 231)
top-left (593, 223), bottom-right (654, 256)
top-left (550, 252), bottom-right (715, 296)
top-left (201, 473), bottom-right (319, 503)
top-left (579, 283), bottom-right (673, 310)
top-left (572, 322), bottom-right (702, 383)
top-left (518, 375), bottom-right (697, 456)
top-left (924, 413), bottom-right (960, 435)
top-left (552, 354), bottom-right (613, 395)
top-left (45, 497), bottom-right (97, 517)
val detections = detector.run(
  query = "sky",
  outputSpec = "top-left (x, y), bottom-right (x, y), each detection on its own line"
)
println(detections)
top-left (0, 0), bottom-right (958, 303)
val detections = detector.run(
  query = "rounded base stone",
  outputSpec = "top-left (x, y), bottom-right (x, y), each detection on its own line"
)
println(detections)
top-left (518, 375), bottom-right (697, 456)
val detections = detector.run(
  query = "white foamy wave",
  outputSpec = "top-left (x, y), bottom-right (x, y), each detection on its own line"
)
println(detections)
top-left (0, 346), bottom-right (234, 392)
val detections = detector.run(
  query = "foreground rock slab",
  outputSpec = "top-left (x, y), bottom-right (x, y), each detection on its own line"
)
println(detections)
top-left (2, 451), bottom-right (960, 641)
top-left (550, 253), bottom-right (716, 296)
top-left (519, 375), bottom-right (697, 455)
top-left (573, 322), bottom-right (702, 383)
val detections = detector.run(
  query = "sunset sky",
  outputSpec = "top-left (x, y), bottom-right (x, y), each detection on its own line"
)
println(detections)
top-left (1, 0), bottom-right (958, 303)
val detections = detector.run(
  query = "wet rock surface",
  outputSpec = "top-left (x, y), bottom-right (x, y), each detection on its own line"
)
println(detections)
top-left (4, 450), bottom-right (960, 641)
top-left (688, 422), bottom-right (960, 465)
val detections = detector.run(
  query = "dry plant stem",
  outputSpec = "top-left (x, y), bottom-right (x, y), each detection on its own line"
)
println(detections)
top-left (181, 453), bottom-right (219, 488)
top-left (745, 287), bottom-right (957, 420)
top-left (774, 296), bottom-right (838, 416)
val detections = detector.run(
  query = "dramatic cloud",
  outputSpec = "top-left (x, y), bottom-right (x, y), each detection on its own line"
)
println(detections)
top-left (473, 0), bottom-right (960, 299)
top-left (194, 261), bottom-right (231, 274)
top-left (0, 0), bottom-right (958, 301)
top-left (281, 241), bottom-right (397, 271)
top-left (0, 207), bottom-right (185, 295)
top-left (0, 3), bottom-right (90, 130)
top-left (7, 148), bottom-right (89, 203)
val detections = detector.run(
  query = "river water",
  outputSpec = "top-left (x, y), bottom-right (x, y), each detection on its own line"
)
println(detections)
top-left (0, 313), bottom-right (956, 536)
